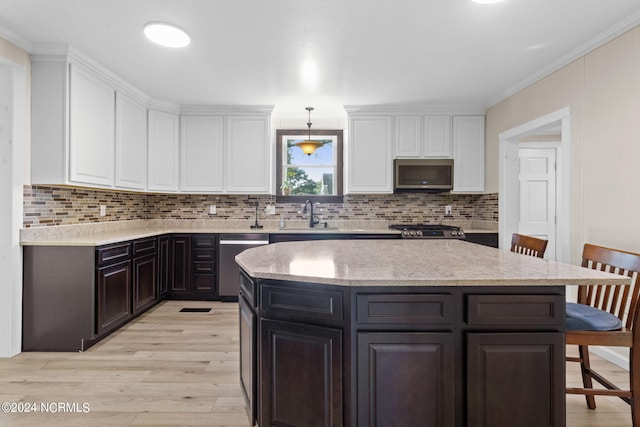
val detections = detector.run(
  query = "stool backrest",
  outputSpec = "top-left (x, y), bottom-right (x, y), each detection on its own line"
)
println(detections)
top-left (510, 233), bottom-right (548, 259)
top-left (579, 243), bottom-right (640, 331)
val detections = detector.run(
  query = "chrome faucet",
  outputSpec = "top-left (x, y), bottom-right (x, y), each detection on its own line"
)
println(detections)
top-left (303, 200), bottom-right (320, 228)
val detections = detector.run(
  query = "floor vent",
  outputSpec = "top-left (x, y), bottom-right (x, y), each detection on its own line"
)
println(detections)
top-left (179, 308), bottom-right (212, 313)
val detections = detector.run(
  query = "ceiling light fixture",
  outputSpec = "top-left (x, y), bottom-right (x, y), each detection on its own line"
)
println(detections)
top-left (294, 107), bottom-right (323, 156)
top-left (143, 22), bottom-right (190, 48)
top-left (471, 0), bottom-right (505, 4)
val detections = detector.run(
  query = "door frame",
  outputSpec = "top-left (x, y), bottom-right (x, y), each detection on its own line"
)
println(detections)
top-left (0, 58), bottom-right (26, 358)
top-left (498, 107), bottom-right (571, 264)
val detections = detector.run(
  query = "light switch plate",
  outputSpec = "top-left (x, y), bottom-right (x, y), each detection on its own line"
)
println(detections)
top-left (265, 205), bottom-right (276, 215)
top-left (209, 205), bottom-right (216, 215)
top-left (99, 205), bottom-right (106, 217)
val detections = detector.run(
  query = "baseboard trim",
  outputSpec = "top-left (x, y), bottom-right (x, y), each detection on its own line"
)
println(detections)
top-left (590, 346), bottom-right (630, 371)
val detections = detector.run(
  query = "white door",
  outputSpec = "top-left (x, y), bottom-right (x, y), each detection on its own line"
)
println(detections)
top-left (518, 148), bottom-right (557, 260)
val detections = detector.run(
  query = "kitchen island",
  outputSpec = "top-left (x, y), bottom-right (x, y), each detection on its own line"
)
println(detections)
top-left (235, 239), bottom-right (628, 427)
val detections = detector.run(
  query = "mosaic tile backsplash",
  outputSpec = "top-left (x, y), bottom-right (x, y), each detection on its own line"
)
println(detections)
top-left (23, 185), bottom-right (498, 228)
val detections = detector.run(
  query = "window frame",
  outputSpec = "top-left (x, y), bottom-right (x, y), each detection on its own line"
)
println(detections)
top-left (275, 129), bottom-right (343, 203)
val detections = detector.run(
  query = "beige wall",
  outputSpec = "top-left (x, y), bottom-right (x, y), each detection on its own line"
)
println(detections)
top-left (486, 24), bottom-right (640, 259)
top-left (0, 38), bottom-right (29, 67)
top-left (0, 37), bottom-right (30, 182)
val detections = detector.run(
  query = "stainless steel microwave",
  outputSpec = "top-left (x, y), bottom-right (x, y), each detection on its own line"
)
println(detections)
top-left (394, 159), bottom-right (454, 192)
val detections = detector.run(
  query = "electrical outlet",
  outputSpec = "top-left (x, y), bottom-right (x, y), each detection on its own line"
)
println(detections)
top-left (209, 205), bottom-right (216, 215)
top-left (445, 205), bottom-right (452, 215)
top-left (265, 205), bottom-right (276, 215)
top-left (99, 205), bottom-right (107, 217)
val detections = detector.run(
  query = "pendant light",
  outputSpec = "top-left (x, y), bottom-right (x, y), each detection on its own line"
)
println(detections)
top-left (294, 107), bottom-right (323, 156)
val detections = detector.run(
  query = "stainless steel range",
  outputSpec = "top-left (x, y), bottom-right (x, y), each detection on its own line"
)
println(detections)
top-left (389, 224), bottom-right (466, 239)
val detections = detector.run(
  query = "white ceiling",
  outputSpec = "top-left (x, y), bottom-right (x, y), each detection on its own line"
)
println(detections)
top-left (1, 0), bottom-right (640, 113)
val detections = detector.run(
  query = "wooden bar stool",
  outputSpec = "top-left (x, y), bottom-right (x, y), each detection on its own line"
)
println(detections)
top-left (566, 243), bottom-right (640, 427)
top-left (510, 233), bottom-right (548, 258)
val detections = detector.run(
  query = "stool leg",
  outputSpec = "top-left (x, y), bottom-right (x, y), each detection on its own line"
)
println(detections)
top-left (579, 345), bottom-right (597, 409)
top-left (631, 347), bottom-right (640, 427)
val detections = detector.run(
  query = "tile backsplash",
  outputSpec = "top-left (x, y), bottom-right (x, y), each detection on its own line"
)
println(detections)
top-left (23, 185), bottom-right (498, 228)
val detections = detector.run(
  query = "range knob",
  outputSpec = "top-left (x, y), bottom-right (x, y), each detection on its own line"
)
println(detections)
top-left (416, 230), bottom-right (423, 237)
top-left (451, 230), bottom-right (458, 236)
top-left (409, 231), bottom-right (416, 236)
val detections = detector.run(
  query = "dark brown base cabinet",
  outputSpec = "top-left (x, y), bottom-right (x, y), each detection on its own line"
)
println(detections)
top-left (168, 235), bottom-right (191, 296)
top-left (239, 295), bottom-right (257, 426)
top-left (167, 234), bottom-right (218, 300)
top-left (465, 232), bottom-right (499, 248)
top-left (260, 319), bottom-right (343, 427)
top-left (358, 332), bottom-right (455, 427)
top-left (96, 259), bottom-right (132, 336)
top-left (157, 235), bottom-right (170, 297)
top-left (240, 274), bottom-right (566, 427)
top-left (132, 238), bottom-right (159, 315)
top-left (467, 333), bottom-right (565, 427)
top-left (23, 232), bottom-right (223, 351)
top-left (23, 238), bottom-right (160, 351)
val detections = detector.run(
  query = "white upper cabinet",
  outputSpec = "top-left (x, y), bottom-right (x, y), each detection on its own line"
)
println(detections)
top-left (394, 115), bottom-right (451, 158)
top-left (68, 64), bottom-right (115, 186)
top-left (115, 92), bottom-right (147, 190)
top-left (31, 47), bottom-right (274, 195)
top-left (180, 115), bottom-right (223, 193)
top-left (31, 54), bottom-right (120, 188)
top-left (452, 116), bottom-right (485, 192)
top-left (394, 116), bottom-right (422, 157)
top-left (347, 115), bottom-right (393, 193)
top-left (31, 48), bottom-right (150, 190)
top-left (224, 115), bottom-right (271, 193)
top-left (423, 116), bottom-right (452, 157)
top-left (148, 109), bottom-right (180, 192)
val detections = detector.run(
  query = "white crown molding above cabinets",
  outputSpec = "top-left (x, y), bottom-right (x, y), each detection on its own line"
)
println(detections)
top-left (0, 23), bottom-right (32, 52)
top-left (31, 44), bottom-right (150, 106)
top-left (344, 104), bottom-right (486, 116)
top-left (181, 104), bottom-right (274, 116)
top-left (147, 98), bottom-right (181, 115)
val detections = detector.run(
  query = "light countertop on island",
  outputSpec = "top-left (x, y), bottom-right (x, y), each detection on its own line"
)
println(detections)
top-left (235, 239), bottom-right (628, 287)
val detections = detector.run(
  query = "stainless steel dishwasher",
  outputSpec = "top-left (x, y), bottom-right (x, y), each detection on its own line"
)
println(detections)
top-left (218, 233), bottom-right (269, 301)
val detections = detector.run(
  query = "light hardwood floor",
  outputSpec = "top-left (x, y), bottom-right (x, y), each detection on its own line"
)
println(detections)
top-left (0, 300), bottom-right (633, 426)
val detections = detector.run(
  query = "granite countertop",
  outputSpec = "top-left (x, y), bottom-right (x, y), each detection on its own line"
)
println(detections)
top-left (19, 219), bottom-right (400, 246)
top-left (235, 239), bottom-right (628, 287)
top-left (19, 219), bottom-right (498, 247)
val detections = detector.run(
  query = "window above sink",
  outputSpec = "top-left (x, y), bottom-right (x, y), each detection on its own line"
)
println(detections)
top-left (276, 129), bottom-right (343, 203)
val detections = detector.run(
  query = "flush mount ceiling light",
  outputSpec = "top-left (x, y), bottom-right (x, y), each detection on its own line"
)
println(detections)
top-left (294, 107), bottom-right (324, 156)
top-left (143, 22), bottom-right (190, 48)
top-left (471, 0), bottom-right (505, 3)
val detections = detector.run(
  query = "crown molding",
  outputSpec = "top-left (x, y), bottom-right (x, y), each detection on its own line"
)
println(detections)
top-left (147, 99), bottom-right (181, 114)
top-left (180, 104), bottom-right (274, 115)
top-left (0, 24), bottom-right (32, 52)
top-left (343, 103), bottom-right (485, 115)
top-left (486, 12), bottom-right (640, 108)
